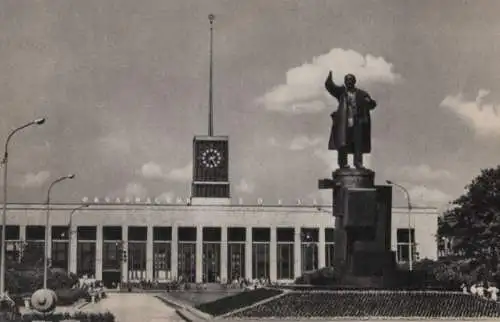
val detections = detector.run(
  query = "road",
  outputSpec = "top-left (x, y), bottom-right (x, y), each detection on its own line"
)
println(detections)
top-left (84, 293), bottom-right (184, 322)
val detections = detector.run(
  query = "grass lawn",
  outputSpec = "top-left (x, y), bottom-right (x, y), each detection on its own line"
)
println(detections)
top-left (195, 288), bottom-right (283, 317)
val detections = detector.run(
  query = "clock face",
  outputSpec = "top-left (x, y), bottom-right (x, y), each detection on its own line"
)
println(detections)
top-left (201, 148), bottom-right (222, 168)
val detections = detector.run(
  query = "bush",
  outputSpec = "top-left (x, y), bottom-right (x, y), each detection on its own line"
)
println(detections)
top-left (55, 288), bottom-right (90, 306)
top-left (19, 311), bottom-right (115, 321)
top-left (5, 267), bottom-right (78, 295)
top-left (295, 260), bottom-right (348, 286)
top-left (295, 267), bottom-right (339, 285)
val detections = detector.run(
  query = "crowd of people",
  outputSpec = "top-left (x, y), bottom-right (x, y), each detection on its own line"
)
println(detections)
top-left (461, 282), bottom-right (499, 301)
top-left (77, 275), bottom-right (106, 302)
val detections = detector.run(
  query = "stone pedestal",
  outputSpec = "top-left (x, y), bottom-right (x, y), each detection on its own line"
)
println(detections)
top-left (328, 167), bottom-right (396, 288)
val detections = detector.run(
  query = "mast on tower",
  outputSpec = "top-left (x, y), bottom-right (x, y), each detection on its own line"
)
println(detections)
top-left (208, 14), bottom-right (215, 137)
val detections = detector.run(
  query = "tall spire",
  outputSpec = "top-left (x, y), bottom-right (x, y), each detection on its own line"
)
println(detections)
top-left (208, 14), bottom-right (215, 137)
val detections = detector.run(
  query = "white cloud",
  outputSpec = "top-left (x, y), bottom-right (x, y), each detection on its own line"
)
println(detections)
top-left (141, 162), bottom-right (164, 179)
top-left (440, 90), bottom-right (500, 137)
top-left (166, 162), bottom-right (192, 182)
top-left (408, 185), bottom-right (453, 207)
top-left (257, 48), bottom-right (401, 114)
top-left (235, 179), bottom-right (255, 194)
top-left (289, 135), bottom-right (322, 150)
top-left (139, 161), bottom-right (192, 182)
top-left (392, 164), bottom-right (452, 182)
top-left (125, 182), bottom-right (148, 198)
top-left (19, 170), bottom-right (50, 188)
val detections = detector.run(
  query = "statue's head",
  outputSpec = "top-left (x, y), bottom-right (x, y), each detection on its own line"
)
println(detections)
top-left (344, 74), bottom-right (356, 89)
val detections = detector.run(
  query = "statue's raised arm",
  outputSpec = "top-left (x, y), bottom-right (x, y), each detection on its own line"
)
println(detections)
top-left (325, 71), bottom-right (343, 100)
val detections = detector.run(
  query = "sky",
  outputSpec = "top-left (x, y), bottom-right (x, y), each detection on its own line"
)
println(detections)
top-left (1, 0), bottom-right (499, 209)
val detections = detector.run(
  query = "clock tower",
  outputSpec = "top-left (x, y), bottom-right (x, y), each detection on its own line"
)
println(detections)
top-left (191, 136), bottom-right (230, 203)
top-left (190, 14), bottom-right (231, 205)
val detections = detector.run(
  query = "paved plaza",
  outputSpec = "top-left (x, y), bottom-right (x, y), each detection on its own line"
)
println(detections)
top-left (82, 293), bottom-right (184, 322)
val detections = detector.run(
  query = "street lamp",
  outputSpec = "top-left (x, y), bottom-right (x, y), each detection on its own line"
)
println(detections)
top-left (44, 174), bottom-right (75, 289)
top-left (67, 204), bottom-right (89, 273)
top-left (386, 180), bottom-right (414, 271)
top-left (0, 117), bottom-right (46, 299)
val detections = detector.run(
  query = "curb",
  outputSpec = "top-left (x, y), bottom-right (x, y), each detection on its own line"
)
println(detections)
top-left (176, 308), bottom-right (201, 322)
top-left (155, 295), bottom-right (212, 321)
top-left (75, 300), bottom-right (89, 310)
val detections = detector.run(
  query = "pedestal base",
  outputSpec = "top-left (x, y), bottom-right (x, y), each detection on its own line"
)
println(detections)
top-left (332, 167), bottom-right (375, 190)
top-left (329, 167), bottom-right (396, 288)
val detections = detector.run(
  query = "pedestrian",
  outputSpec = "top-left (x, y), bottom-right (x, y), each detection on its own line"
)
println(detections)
top-left (488, 283), bottom-right (499, 301)
top-left (477, 283), bottom-right (485, 298)
top-left (470, 283), bottom-right (478, 296)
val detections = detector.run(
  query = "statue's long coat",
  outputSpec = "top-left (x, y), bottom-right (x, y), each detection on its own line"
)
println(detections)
top-left (325, 74), bottom-right (377, 153)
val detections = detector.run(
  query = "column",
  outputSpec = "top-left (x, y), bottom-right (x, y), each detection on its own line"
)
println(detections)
top-left (19, 225), bottom-right (26, 242)
top-left (318, 227), bottom-right (326, 269)
top-left (19, 226), bottom-right (26, 265)
top-left (146, 225), bottom-right (154, 280)
top-left (196, 225), bottom-right (203, 283)
top-left (171, 225), bottom-right (178, 280)
top-left (245, 227), bottom-right (252, 280)
top-left (294, 227), bottom-right (301, 278)
top-left (69, 226), bottom-right (77, 274)
top-left (122, 225), bottom-right (128, 282)
top-left (46, 226), bottom-right (52, 266)
top-left (220, 226), bottom-right (228, 283)
top-left (95, 225), bottom-right (103, 280)
top-left (270, 227), bottom-right (277, 282)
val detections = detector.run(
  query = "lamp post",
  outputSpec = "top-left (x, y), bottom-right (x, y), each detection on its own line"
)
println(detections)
top-left (386, 180), bottom-right (414, 271)
top-left (44, 174), bottom-right (75, 289)
top-left (67, 204), bottom-right (89, 273)
top-left (0, 117), bottom-right (46, 298)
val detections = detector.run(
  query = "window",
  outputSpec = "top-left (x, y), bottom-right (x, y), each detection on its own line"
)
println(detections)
top-left (77, 242), bottom-right (96, 277)
top-left (51, 241), bottom-right (68, 269)
top-left (252, 243), bottom-right (269, 279)
top-left (301, 228), bottom-right (319, 272)
top-left (102, 242), bottom-right (121, 270)
top-left (228, 227), bottom-right (246, 281)
top-left (396, 228), bottom-right (416, 263)
top-left (178, 227), bottom-right (197, 283)
top-left (128, 242), bottom-right (147, 281)
top-left (153, 242), bottom-right (171, 280)
top-left (277, 243), bottom-right (293, 279)
top-left (252, 228), bottom-right (270, 279)
top-left (277, 228), bottom-right (294, 280)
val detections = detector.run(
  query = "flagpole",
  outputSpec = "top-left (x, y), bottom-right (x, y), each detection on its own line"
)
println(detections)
top-left (208, 14), bottom-right (215, 137)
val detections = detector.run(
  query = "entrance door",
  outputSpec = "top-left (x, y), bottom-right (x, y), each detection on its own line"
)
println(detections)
top-left (102, 271), bottom-right (121, 288)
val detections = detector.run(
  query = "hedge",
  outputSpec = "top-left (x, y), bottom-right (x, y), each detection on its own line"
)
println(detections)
top-left (6, 268), bottom-right (78, 295)
top-left (10, 288), bottom-right (90, 307)
top-left (18, 312), bottom-right (115, 322)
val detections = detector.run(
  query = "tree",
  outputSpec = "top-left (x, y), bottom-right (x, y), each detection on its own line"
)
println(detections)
top-left (438, 165), bottom-right (500, 283)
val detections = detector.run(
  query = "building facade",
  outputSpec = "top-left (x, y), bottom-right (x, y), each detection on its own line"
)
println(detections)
top-left (1, 201), bottom-right (438, 286)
